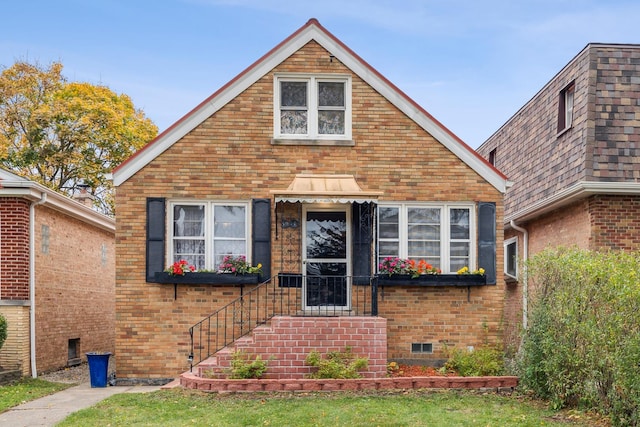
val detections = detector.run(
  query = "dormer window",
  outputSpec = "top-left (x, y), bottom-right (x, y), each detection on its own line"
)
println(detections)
top-left (273, 74), bottom-right (352, 144)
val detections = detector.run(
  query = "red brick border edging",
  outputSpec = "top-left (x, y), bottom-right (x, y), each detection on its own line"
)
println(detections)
top-left (179, 372), bottom-right (518, 393)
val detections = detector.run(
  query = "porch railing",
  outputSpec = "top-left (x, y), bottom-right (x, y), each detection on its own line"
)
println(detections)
top-left (188, 275), bottom-right (378, 370)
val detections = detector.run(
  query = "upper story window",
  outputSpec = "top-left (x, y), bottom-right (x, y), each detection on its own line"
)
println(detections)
top-left (377, 203), bottom-right (475, 274)
top-left (557, 81), bottom-right (575, 134)
top-left (504, 237), bottom-right (517, 279)
top-left (274, 74), bottom-right (352, 143)
top-left (169, 201), bottom-right (249, 270)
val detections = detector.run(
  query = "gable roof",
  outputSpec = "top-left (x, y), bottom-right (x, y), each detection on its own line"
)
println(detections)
top-left (113, 18), bottom-right (509, 193)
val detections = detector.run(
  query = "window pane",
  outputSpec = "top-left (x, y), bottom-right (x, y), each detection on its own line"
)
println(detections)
top-left (379, 223), bottom-right (399, 239)
top-left (408, 224), bottom-right (440, 240)
top-left (378, 241), bottom-right (399, 256)
top-left (408, 208), bottom-right (440, 223)
top-left (450, 257), bottom-right (467, 272)
top-left (173, 205), bottom-right (204, 237)
top-left (281, 81), bottom-right (307, 107)
top-left (506, 242), bottom-right (517, 276)
top-left (318, 110), bottom-right (345, 134)
top-left (173, 240), bottom-right (205, 270)
top-left (450, 242), bottom-right (470, 257)
top-left (408, 241), bottom-right (440, 257)
top-left (379, 207), bottom-right (399, 222)
top-left (450, 208), bottom-right (470, 239)
top-left (318, 82), bottom-right (344, 107)
top-left (214, 205), bottom-right (246, 238)
top-left (281, 111), bottom-right (307, 134)
top-left (214, 240), bottom-right (247, 267)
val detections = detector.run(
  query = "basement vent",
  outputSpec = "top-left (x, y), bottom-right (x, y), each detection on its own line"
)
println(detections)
top-left (67, 338), bottom-right (81, 366)
top-left (411, 342), bottom-right (433, 354)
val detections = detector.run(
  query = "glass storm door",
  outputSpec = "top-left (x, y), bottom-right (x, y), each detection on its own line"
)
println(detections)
top-left (303, 206), bottom-right (351, 309)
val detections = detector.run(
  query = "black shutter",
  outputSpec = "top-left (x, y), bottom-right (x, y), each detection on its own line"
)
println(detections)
top-left (477, 202), bottom-right (497, 285)
top-left (146, 198), bottom-right (166, 283)
top-left (352, 203), bottom-right (373, 285)
top-left (252, 199), bottom-right (271, 279)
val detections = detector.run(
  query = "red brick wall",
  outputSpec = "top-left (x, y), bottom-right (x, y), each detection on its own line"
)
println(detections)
top-left (116, 40), bottom-right (505, 378)
top-left (0, 198), bottom-right (30, 300)
top-left (218, 316), bottom-right (387, 379)
top-left (589, 195), bottom-right (640, 250)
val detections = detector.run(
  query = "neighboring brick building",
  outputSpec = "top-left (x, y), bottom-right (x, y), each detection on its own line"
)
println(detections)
top-left (113, 19), bottom-right (510, 382)
top-left (0, 169), bottom-right (115, 376)
top-left (476, 43), bottom-right (640, 349)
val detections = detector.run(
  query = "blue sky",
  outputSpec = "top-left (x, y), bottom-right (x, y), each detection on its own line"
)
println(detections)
top-left (2, 0), bottom-right (639, 148)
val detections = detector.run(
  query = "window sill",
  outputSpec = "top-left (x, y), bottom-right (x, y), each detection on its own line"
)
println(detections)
top-left (376, 274), bottom-right (487, 287)
top-left (152, 272), bottom-right (262, 285)
top-left (271, 138), bottom-right (354, 146)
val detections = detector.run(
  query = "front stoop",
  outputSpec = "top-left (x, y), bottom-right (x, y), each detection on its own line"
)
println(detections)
top-left (179, 371), bottom-right (519, 393)
top-left (194, 316), bottom-right (389, 380)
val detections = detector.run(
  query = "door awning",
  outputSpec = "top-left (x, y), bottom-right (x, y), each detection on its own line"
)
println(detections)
top-left (271, 174), bottom-right (382, 203)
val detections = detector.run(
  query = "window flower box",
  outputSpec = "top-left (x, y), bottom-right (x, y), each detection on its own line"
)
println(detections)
top-left (376, 274), bottom-right (486, 287)
top-left (153, 272), bottom-right (261, 285)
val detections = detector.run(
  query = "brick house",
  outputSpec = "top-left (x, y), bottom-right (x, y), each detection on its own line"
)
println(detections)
top-left (476, 43), bottom-right (640, 348)
top-left (113, 19), bottom-right (510, 383)
top-left (0, 168), bottom-right (115, 376)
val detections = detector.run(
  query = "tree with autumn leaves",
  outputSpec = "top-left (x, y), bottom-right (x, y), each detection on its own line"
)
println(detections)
top-left (0, 61), bottom-right (157, 215)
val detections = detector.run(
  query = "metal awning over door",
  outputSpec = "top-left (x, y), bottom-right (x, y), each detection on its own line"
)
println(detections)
top-left (271, 174), bottom-right (382, 203)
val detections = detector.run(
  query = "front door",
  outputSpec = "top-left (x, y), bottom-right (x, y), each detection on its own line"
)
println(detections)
top-left (303, 205), bottom-right (351, 309)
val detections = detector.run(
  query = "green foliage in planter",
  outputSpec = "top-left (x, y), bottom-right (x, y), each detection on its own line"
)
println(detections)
top-left (518, 247), bottom-right (640, 425)
top-left (305, 346), bottom-right (368, 379)
top-left (0, 314), bottom-right (7, 351)
top-left (228, 351), bottom-right (268, 379)
top-left (444, 344), bottom-right (504, 377)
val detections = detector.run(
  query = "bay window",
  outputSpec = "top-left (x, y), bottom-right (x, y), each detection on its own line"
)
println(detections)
top-left (170, 202), bottom-right (248, 270)
top-left (377, 204), bottom-right (475, 274)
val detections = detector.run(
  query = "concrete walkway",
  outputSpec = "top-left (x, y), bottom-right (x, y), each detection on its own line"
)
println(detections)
top-left (0, 382), bottom-right (164, 427)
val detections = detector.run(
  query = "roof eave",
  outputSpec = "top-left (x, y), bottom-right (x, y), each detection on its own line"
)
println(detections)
top-left (506, 181), bottom-right (640, 225)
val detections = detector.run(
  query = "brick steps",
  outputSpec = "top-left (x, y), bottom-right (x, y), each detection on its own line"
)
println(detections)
top-left (193, 316), bottom-right (388, 380)
top-left (180, 371), bottom-right (519, 393)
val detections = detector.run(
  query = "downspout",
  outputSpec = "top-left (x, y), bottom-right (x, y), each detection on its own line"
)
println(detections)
top-left (509, 220), bottom-right (528, 330)
top-left (30, 192), bottom-right (47, 378)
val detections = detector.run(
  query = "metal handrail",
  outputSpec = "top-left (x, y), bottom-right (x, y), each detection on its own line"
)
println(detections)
top-left (188, 274), bottom-right (377, 370)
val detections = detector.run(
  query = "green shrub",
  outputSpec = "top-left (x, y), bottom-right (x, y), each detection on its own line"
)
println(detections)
top-left (444, 345), bottom-right (504, 377)
top-left (518, 247), bottom-right (640, 424)
top-left (227, 350), bottom-right (268, 379)
top-left (0, 314), bottom-right (7, 350)
top-left (305, 346), bottom-right (368, 379)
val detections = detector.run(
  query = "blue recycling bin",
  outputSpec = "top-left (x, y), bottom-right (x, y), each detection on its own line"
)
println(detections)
top-left (86, 352), bottom-right (111, 387)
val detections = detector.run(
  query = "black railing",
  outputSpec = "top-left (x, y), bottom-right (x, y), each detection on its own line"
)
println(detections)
top-left (188, 275), bottom-right (377, 370)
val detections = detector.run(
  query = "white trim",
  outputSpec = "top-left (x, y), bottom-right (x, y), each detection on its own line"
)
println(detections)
top-left (377, 202), bottom-right (476, 274)
top-left (0, 179), bottom-right (114, 232)
top-left (506, 181), bottom-right (640, 224)
top-left (274, 74), bottom-right (352, 140)
top-left (504, 236), bottom-right (518, 279)
top-left (113, 21), bottom-right (508, 193)
top-left (167, 200), bottom-right (250, 270)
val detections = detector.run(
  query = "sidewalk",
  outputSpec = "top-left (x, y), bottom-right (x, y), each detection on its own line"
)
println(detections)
top-left (0, 381), bottom-right (165, 427)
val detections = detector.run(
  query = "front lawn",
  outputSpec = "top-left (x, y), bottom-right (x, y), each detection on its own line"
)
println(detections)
top-left (58, 388), bottom-right (610, 426)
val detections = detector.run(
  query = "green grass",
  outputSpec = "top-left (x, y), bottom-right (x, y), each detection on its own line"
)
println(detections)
top-left (0, 378), bottom-right (72, 412)
top-left (58, 389), bottom-right (609, 427)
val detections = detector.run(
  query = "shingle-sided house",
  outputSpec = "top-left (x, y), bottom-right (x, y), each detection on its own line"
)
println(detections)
top-left (477, 43), bottom-right (640, 346)
top-left (113, 19), bottom-right (510, 383)
top-left (0, 168), bottom-right (115, 377)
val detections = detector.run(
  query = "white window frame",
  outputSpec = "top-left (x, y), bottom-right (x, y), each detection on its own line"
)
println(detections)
top-left (167, 200), bottom-right (251, 270)
top-left (274, 73), bottom-right (352, 140)
top-left (377, 203), bottom-right (476, 274)
top-left (504, 236), bottom-right (518, 279)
